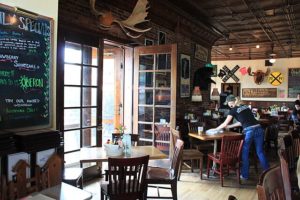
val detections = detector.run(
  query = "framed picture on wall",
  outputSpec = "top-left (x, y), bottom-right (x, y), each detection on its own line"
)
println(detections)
top-left (180, 54), bottom-right (191, 97)
top-left (211, 65), bottom-right (218, 77)
top-left (158, 31), bottom-right (166, 45)
top-left (194, 44), bottom-right (208, 62)
top-left (145, 38), bottom-right (154, 46)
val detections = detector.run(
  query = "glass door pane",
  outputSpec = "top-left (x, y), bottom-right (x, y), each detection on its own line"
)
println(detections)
top-left (63, 41), bottom-right (99, 166)
top-left (134, 44), bottom-right (177, 149)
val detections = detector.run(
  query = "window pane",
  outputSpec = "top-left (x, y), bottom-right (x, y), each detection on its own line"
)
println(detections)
top-left (155, 90), bottom-right (170, 105)
top-left (82, 87), bottom-right (97, 106)
top-left (64, 130), bottom-right (80, 152)
top-left (139, 89), bottom-right (153, 105)
top-left (64, 109), bottom-right (80, 130)
top-left (155, 107), bottom-right (170, 123)
top-left (83, 45), bottom-right (98, 66)
top-left (83, 67), bottom-right (98, 86)
top-left (139, 72), bottom-right (153, 87)
top-left (82, 128), bottom-right (96, 147)
top-left (65, 42), bottom-right (81, 64)
top-left (138, 106), bottom-right (153, 122)
top-left (64, 64), bottom-right (81, 85)
top-left (138, 124), bottom-right (153, 140)
top-left (155, 72), bottom-right (171, 88)
top-left (139, 55), bottom-right (154, 70)
top-left (64, 87), bottom-right (81, 107)
top-left (82, 108), bottom-right (97, 127)
top-left (156, 54), bottom-right (171, 70)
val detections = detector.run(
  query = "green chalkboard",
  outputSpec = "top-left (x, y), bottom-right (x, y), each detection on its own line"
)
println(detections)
top-left (0, 4), bottom-right (53, 129)
top-left (288, 68), bottom-right (300, 98)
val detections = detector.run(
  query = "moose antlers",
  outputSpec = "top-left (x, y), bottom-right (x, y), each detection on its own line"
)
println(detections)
top-left (247, 67), bottom-right (270, 85)
top-left (90, 0), bottom-right (151, 38)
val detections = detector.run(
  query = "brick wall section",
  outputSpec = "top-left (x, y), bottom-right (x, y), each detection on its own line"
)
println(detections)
top-left (58, 0), bottom-right (219, 122)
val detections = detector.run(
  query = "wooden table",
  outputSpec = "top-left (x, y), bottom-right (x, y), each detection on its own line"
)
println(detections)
top-left (31, 182), bottom-right (92, 200)
top-left (80, 146), bottom-right (167, 163)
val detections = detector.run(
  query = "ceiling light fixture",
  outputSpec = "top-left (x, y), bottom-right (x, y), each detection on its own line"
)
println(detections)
top-left (269, 57), bottom-right (276, 63)
top-left (256, 45), bottom-right (260, 48)
top-left (229, 47), bottom-right (233, 51)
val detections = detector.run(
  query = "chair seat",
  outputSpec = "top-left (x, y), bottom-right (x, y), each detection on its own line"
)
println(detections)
top-left (147, 166), bottom-right (175, 181)
top-left (183, 149), bottom-right (203, 159)
top-left (148, 159), bottom-right (170, 169)
top-left (63, 168), bottom-right (83, 189)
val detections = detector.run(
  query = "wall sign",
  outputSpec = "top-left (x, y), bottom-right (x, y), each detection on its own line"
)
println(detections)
top-left (288, 68), bottom-right (300, 98)
top-left (268, 71), bottom-right (283, 86)
top-left (194, 44), bottom-right (208, 62)
top-left (218, 65), bottom-right (240, 83)
top-left (242, 88), bottom-right (277, 98)
top-left (0, 4), bottom-right (53, 130)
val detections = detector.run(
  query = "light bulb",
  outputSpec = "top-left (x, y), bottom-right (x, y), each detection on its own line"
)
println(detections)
top-left (256, 45), bottom-right (260, 48)
top-left (269, 58), bottom-right (276, 63)
top-left (229, 47), bottom-right (233, 51)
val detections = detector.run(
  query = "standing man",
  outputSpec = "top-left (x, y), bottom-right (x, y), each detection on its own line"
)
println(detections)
top-left (213, 95), bottom-right (269, 180)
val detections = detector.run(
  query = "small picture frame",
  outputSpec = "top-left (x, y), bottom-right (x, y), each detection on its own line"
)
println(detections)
top-left (180, 54), bottom-right (191, 98)
top-left (144, 38), bottom-right (154, 46)
top-left (195, 44), bottom-right (208, 62)
top-left (158, 31), bottom-right (166, 45)
top-left (211, 65), bottom-right (217, 77)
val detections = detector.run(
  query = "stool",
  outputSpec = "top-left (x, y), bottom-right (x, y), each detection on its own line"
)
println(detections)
top-left (63, 168), bottom-right (83, 189)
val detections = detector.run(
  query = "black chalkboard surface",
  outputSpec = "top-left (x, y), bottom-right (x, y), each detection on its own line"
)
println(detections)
top-left (288, 68), bottom-right (300, 98)
top-left (0, 4), bottom-right (53, 129)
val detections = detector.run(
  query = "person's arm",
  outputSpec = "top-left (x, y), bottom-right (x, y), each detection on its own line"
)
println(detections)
top-left (226, 121), bottom-right (242, 129)
top-left (215, 115), bottom-right (233, 130)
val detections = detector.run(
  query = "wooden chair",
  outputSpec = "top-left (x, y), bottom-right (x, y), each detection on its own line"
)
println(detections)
top-left (154, 124), bottom-right (170, 155)
top-left (8, 160), bottom-right (40, 200)
top-left (256, 165), bottom-right (286, 200)
top-left (0, 175), bottom-right (7, 200)
top-left (188, 121), bottom-right (214, 153)
top-left (278, 150), bottom-right (292, 200)
top-left (206, 135), bottom-right (244, 187)
top-left (39, 154), bottom-right (63, 190)
top-left (112, 133), bottom-right (139, 146)
top-left (145, 139), bottom-right (184, 200)
top-left (264, 123), bottom-right (279, 152)
top-left (63, 167), bottom-right (83, 189)
top-left (290, 130), bottom-right (300, 159)
top-left (100, 155), bottom-right (149, 200)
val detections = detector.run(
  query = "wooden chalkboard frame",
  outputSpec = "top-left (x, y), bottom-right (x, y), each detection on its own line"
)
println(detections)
top-left (288, 68), bottom-right (300, 98)
top-left (0, 3), bottom-right (54, 131)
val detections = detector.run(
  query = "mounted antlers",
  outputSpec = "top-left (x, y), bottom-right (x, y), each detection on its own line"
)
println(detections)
top-left (247, 67), bottom-right (270, 85)
top-left (90, 0), bottom-right (151, 38)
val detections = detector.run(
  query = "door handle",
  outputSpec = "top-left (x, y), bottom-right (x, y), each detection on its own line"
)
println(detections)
top-left (97, 126), bottom-right (103, 131)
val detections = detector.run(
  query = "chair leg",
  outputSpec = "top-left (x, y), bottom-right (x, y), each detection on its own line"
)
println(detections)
top-left (220, 164), bottom-right (223, 187)
top-left (199, 158), bottom-right (203, 180)
top-left (143, 184), bottom-right (148, 200)
top-left (207, 158), bottom-right (211, 178)
top-left (178, 161), bottom-right (182, 181)
top-left (171, 182), bottom-right (178, 200)
top-left (237, 163), bottom-right (240, 185)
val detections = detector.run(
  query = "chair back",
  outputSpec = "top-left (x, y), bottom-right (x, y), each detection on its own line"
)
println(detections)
top-left (281, 134), bottom-right (296, 170)
top-left (257, 166), bottom-right (286, 200)
top-left (278, 150), bottom-right (292, 200)
top-left (154, 125), bottom-right (170, 155)
top-left (40, 154), bottom-right (62, 189)
top-left (290, 130), bottom-right (300, 158)
top-left (220, 135), bottom-right (244, 164)
top-left (170, 139), bottom-right (184, 180)
top-left (8, 160), bottom-right (39, 199)
top-left (188, 121), bottom-right (205, 133)
top-left (107, 155), bottom-right (149, 199)
top-left (112, 133), bottom-right (139, 146)
top-left (0, 175), bottom-right (7, 200)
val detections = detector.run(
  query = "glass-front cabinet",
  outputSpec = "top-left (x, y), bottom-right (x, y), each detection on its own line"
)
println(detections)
top-left (133, 45), bottom-right (177, 146)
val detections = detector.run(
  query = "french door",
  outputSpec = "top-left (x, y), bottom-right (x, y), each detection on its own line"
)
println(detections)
top-left (61, 39), bottom-right (102, 167)
top-left (133, 44), bottom-right (177, 147)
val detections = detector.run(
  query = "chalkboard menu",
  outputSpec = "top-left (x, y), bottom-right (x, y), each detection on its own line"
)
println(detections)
top-left (0, 4), bottom-right (53, 129)
top-left (288, 68), bottom-right (300, 98)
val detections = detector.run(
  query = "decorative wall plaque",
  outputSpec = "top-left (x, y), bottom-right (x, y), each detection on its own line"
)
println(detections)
top-left (242, 88), bottom-right (277, 98)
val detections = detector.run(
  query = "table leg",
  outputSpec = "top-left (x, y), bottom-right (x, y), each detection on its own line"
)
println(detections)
top-left (212, 139), bottom-right (218, 169)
